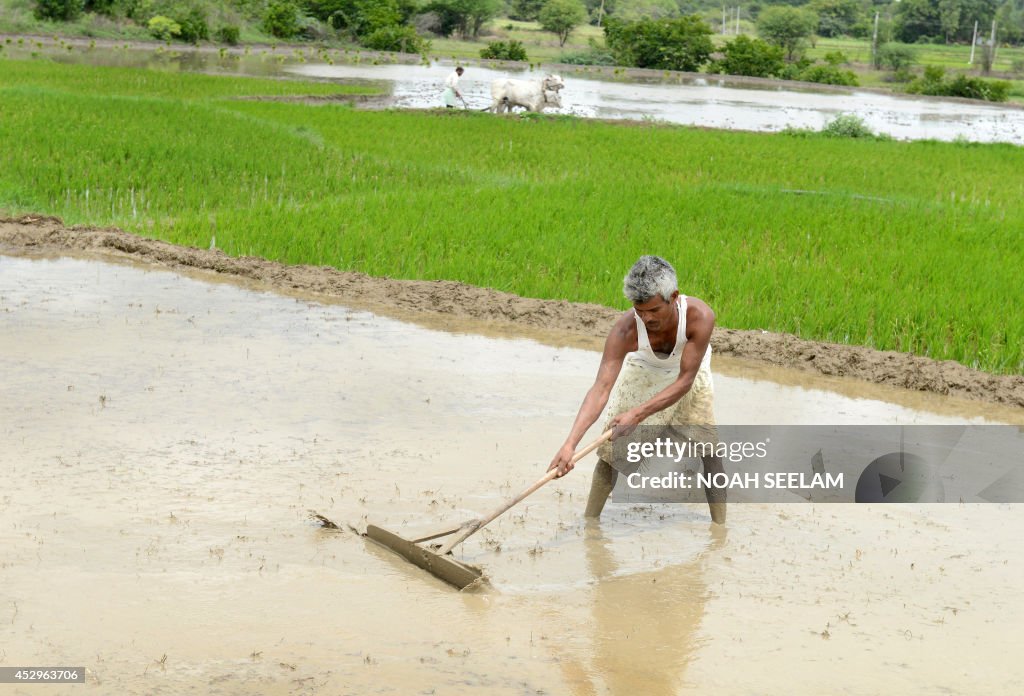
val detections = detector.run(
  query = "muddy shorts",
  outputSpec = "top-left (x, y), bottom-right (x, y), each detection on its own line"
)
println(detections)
top-left (597, 358), bottom-right (717, 474)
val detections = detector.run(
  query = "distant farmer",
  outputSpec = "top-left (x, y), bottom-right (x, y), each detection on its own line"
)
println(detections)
top-left (548, 256), bottom-right (726, 524)
top-left (443, 66), bottom-right (464, 108)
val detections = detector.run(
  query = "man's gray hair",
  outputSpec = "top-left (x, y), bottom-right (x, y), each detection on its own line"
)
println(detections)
top-left (623, 256), bottom-right (678, 303)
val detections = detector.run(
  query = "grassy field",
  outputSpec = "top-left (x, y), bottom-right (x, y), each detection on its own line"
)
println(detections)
top-left (1, 58), bottom-right (1022, 373)
top-left (430, 18), bottom-right (608, 63)
top-left (804, 37), bottom-right (1024, 99)
top-left (805, 36), bottom-right (1024, 73)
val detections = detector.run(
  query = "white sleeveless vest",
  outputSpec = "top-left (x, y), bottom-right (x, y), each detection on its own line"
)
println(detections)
top-left (626, 295), bottom-right (712, 373)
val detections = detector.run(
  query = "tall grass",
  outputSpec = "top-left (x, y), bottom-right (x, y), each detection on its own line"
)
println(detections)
top-left (1, 58), bottom-right (1021, 373)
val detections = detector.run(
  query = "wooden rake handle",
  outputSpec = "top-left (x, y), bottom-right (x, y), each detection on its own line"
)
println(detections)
top-left (436, 429), bottom-right (614, 555)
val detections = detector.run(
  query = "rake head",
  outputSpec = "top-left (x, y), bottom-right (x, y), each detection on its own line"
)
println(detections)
top-left (364, 524), bottom-right (484, 590)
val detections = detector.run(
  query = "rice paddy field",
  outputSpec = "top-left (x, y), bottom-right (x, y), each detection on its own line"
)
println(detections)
top-left (805, 37), bottom-right (1024, 97)
top-left (1, 58), bottom-right (1022, 374)
top-left (807, 36), bottom-right (1024, 73)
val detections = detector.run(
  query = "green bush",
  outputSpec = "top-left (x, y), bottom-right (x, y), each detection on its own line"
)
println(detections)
top-left (821, 113), bottom-right (876, 138)
top-left (480, 39), bottom-right (528, 61)
top-left (362, 25), bottom-right (430, 53)
top-left (774, 58), bottom-right (856, 85)
top-left (921, 64), bottom-right (944, 84)
top-left (906, 66), bottom-right (1009, 102)
top-left (823, 50), bottom-right (847, 66)
top-left (215, 25), bottom-right (240, 45)
top-left (941, 74), bottom-right (1009, 102)
top-left (711, 35), bottom-right (784, 78)
top-left (176, 7), bottom-right (210, 43)
top-left (799, 63), bottom-right (858, 86)
top-left (263, 1), bottom-right (300, 38)
top-left (85, 0), bottom-right (118, 16)
top-left (889, 66), bottom-right (914, 83)
top-left (874, 42), bottom-right (915, 71)
top-left (604, 16), bottom-right (714, 72)
top-left (322, 0), bottom-right (408, 37)
top-left (124, 0), bottom-right (153, 23)
top-left (296, 15), bottom-right (330, 40)
top-left (774, 58), bottom-right (857, 86)
top-left (34, 0), bottom-right (84, 21)
top-left (148, 15), bottom-right (182, 40)
top-left (776, 57), bottom-right (812, 80)
top-left (358, 0), bottom-right (402, 34)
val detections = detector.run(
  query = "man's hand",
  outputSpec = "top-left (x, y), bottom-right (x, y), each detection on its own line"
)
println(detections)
top-left (547, 442), bottom-right (577, 478)
top-left (610, 408), bottom-right (644, 440)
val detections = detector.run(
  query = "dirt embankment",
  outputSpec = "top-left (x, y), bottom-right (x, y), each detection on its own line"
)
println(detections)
top-left (3, 215), bottom-right (1022, 408)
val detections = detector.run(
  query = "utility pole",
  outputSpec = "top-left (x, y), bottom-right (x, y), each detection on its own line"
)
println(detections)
top-left (722, 6), bottom-right (727, 34)
top-left (990, 19), bottom-right (998, 67)
top-left (871, 12), bottom-right (879, 68)
top-left (735, 6), bottom-right (740, 35)
top-left (969, 20), bottom-right (978, 64)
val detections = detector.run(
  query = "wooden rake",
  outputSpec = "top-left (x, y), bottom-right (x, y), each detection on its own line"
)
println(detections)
top-left (364, 429), bottom-right (614, 590)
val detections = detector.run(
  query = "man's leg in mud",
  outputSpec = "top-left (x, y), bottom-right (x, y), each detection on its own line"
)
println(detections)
top-left (585, 459), bottom-right (618, 518)
top-left (701, 454), bottom-right (727, 524)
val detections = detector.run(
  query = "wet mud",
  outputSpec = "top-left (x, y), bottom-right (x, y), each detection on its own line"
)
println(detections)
top-left (1, 232), bottom-right (1022, 694)
top-left (2, 216), bottom-right (1022, 411)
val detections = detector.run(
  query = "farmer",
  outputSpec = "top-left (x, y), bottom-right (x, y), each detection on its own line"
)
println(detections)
top-left (443, 66), bottom-right (464, 108)
top-left (547, 256), bottom-right (726, 524)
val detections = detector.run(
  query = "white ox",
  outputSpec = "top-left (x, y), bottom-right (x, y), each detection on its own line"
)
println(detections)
top-left (489, 75), bottom-right (565, 114)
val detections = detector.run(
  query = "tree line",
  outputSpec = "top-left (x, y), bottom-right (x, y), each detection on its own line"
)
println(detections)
top-left (30, 0), bottom-right (593, 52)
top-left (31, 0), bottom-right (1024, 47)
top-left (29, 0), bottom-right (1020, 99)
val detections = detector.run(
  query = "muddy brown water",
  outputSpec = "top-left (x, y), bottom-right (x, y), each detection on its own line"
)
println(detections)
top-left (286, 61), bottom-right (1024, 144)
top-left (4, 36), bottom-right (1023, 144)
top-left (2, 249), bottom-right (1022, 695)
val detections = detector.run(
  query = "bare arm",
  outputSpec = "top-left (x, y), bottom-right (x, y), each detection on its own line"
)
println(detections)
top-left (548, 313), bottom-right (633, 476)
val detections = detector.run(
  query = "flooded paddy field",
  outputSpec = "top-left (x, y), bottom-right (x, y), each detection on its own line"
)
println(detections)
top-left (3, 35), bottom-right (1023, 144)
top-left (1, 247), bottom-right (1022, 695)
top-left (287, 60), bottom-right (1024, 144)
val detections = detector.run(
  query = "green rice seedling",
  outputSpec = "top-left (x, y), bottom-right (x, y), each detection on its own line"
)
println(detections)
top-left (0, 59), bottom-right (1021, 373)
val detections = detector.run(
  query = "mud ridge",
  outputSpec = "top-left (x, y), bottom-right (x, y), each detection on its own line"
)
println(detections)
top-left (2, 215), bottom-right (1021, 408)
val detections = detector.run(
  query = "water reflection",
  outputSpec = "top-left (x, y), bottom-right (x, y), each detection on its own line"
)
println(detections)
top-left (558, 522), bottom-right (727, 695)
